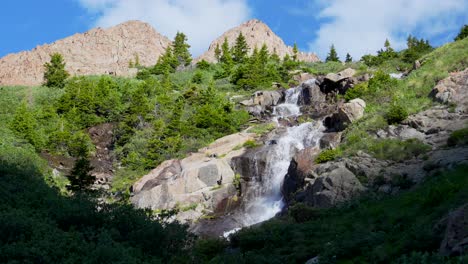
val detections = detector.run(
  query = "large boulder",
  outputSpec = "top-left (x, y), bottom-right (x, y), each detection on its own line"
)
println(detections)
top-left (303, 162), bottom-right (365, 208)
top-left (430, 68), bottom-right (468, 113)
top-left (240, 90), bottom-right (284, 118)
top-left (298, 79), bottom-right (326, 106)
top-left (320, 68), bottom-right (357, 95)
top-left (324, 68), bottom-right (356, 83)
top-left (131, 132), bottom-right (256, 223)
top-left (439, 203), bottom-right (468, 256)
top-left (325, 98), bottom-right (366, 131)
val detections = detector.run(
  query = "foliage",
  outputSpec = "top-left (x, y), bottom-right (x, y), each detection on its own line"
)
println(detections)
top-left (325, 44), bottom-right (340, 62)
top-left (385, 103), bottom-right (408, 124)
top-left (315, 148), bottom-right (340, 163)
top-left (454, 24), bottom-right (468, 41)
top-left (233, 32), bottom-right (249, 63)
top-left (247, 122), bottom-right (276, 135)
top-left (191, 71), bottom-right (204, 84)
top-left (401, 35), bottom-right (433, 63)
top-left (243, 140), bottom-right (260, 148)
top-left (345, 53), bottom-right (352, 63)
top-left (447, 127), bottom-right (468, 147)
top-left (173, 31), bottom-right (192, 66)
top-left (196, 59), bottom-right (211, 70)
top-left (344, 82), bottom-right (368, 101)
top-left (201, 165), bottom-right (468, 263)
top-left (43, 53), bottom-right (70, 88)
top-left (367, 138), bottom-right (431, 162)
top-left (66, 140), bottom-right (95, 193)
top-left (292, 43), bottom-right (299, 61)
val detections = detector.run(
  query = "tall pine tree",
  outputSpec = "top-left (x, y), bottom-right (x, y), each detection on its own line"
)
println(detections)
top-left (325, 44), bottom-right (340, 62)
top-left (233, 33), bottom-right (249, 64)
top-left (173, 32), bottom-right (192, 66)
top-left (292, 43), bottom-right (299, 61)
top-left (345, 53), bottom-right (353, 63)
top-left (67, 140), bottom-right (95, 193)
top-left (214, 43), bottom-right (222, 62)
top-left (220, 38), bottom-right (234, 73)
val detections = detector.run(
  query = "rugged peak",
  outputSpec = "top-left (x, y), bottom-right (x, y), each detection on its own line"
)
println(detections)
top-left (195, 18), bottom-right (320, 63)
top-left (0, 20), bottom-right (172, 86)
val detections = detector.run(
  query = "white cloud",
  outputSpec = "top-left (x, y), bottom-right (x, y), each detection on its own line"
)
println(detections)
top-left (307, 0), bottom-right (468, 60)
top-left (78, 0), bottom-right (251, 56)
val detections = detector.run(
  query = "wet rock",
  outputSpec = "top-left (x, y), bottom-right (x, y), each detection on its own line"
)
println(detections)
top-left (319, 132), bottom-right (342, 149)
top-left (439, 203), bottom-right (468, 256)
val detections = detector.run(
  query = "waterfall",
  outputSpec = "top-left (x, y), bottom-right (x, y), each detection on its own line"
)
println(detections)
top-left (223, 81), bottom-right (324, 236)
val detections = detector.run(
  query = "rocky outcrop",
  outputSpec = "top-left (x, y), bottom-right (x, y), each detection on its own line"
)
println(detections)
top-left (302, 163), bottom-right (365, 208)
top-left (319, 68), bottom-right (357, 95)
top-left (196, 19), bottom-right (320, 63)
top-left (0, 20), bottom-right (171, 86)
top-left (430, 68), bottom-right (468, 113)
top-left (240, 90), bottom-right (284, 118)
top-left (438, 203), bottom-right (468, 256)
top-left (325, 98), bottom-right (366, 131)
top-left (131, 132), bottom-right (256, 223)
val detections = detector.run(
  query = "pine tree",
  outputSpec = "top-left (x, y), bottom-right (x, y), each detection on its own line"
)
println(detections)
top-left (10, 102), bottom-right (40, 148)
top-left (345, 53), bottom-right (353, 63)
top-left (173, 32), bottom-right (192, 66)
top-left (292, 43), bottom-right (299, 61)
top-left (67, 140), bottom-right (95, 193)
top-left (325, 44), bottom-right (340, 62)
top-left (270, 48), bottom-right (280, 63)
top-left (220, 38), bottom-right (234, 72)
top-left (259, 43), bottom-right (269, 67)
top-left (233, 33), bottom-right (249, 63)
top-left (454, 25), bottom-right (468, 41)
top-left (152, 46), bottom-right (178, 74)
top-left (214, 43), bottom-right (222, 62)
top-left (44, 53), bottom-right (70, 88)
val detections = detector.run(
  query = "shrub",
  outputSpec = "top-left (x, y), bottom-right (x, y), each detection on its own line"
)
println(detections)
top-left (385, 104), bottom-right (408, 124)
top-left (196, 59), bottom-right (211, 70)
top-left (454, 24), bottom-right (468, 41)
top-left (315, 149), bottom-right (340, 163)
top-left (344, 82), bottom-right (368, 101)
top-left (367, 138), bottom-right (431, 161)
top-left (247, 122), bottom-right (276, 135)
top-left (191, 71), bottom-right (204, 84)
top-left (447, 127), bottom-right (468, 147)
top-left (243, 140), bottom-right (259, 148)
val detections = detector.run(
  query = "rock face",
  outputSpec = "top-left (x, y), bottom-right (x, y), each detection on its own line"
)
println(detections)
top-left (325, 98), bottom-right (366, 131)
top-left (240, 90), bottom-right (284, 118)
top-left (131, 132), bottom-right (256, 223)
top-left (0, 20), bottom-right (171, 86)
top-left (196, 19), bottom-right (320, 63)
top-left (439, 203), bottom-right (468, 256)
top-left (430, 68), bottom-right (468, 113)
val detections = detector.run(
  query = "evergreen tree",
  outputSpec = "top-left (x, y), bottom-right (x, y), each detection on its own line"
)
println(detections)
top-left (345, 53), bottom-right (353, 63)
top-left (10, 102), bottom-right (41, 148)
top-left (259, 43), bottom-right (270, 67)
top-left (325, 44), bottom-right (340, 62)
top-left (454, 24), bottom-right (468, 41)
top-left (292, 43), bottom-right (299, 61)
top-left (43, 53), bottom-right (69, 88)
top-left (233, 33), bottom-right (249, 63)
top-left (214, 43), bottom-right (222, 62)
top-left (220, 38), bottom-right (234, 73)
top-left (173, 32), bottom-right (192, 66)
top-left (152, 46), bottom-right (178, 74)
top-left (67, 140), bottom-right (95, 193)
top-left (270, 48), bottom-right (280, 63)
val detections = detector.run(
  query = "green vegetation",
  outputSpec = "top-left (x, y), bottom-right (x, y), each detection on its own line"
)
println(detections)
top-left (315, 149), bottom-right (340, 163)
top-left (66, 140), bottom-right (95, 193)
top-left (325, 44), bottom-right (340, 62)
top-left (454, 24), bottom-right (468, 41)
top-left (43, 53), bottom-right (70, 88)
top-left (447, 128), bottom-right (468, 147)
top-left (243, 139), bottom-right (260, 148)
top-left (385, 103), bottom-right (408, 124)
top-left (247, 122), bottom-right (276, 135)
top-left (197, 165), bottom-right (468, 263)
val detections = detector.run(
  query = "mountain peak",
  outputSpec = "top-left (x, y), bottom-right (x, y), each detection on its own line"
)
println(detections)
top-left (195, 19), bottom-right (320, 63)
top-left (0, 20), bottom-right (172, 86)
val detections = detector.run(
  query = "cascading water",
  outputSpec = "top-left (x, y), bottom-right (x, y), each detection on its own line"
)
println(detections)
top-left (223, 80), bottom-right (324, 236)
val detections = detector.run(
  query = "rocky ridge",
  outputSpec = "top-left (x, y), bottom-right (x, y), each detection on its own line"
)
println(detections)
top-left (0, 20), bottom-right (171, 86)
top-left (196, 19), bottom-right (320, 63)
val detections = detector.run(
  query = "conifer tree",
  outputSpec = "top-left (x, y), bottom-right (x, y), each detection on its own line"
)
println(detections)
top-left (345, 53), bottom-right (353, 63)
top-left (173, 32), bottom-right (192, 66)
top-left (325, 44), bottom-right (340, 62)
top-left (67, 140), bottom-right (95, 193)
top-left (292, 43), bottom-right (299, 61)
top-left (10, 102), bottom-right (39, 147)
top-left (270, 48), bottom-right (280, 63)
top-left (258, 43), bottom-right (269, 67)
top-left (454, 25), bottom-right (468, 41)
top-left (233, 32), bottom-right (249, 63)
top-left (44, 53), bottom-right (69, 88)
top-left (220, 38), bottom-right (234, 72)
top-left (214, 43), bottom-right (222, 62)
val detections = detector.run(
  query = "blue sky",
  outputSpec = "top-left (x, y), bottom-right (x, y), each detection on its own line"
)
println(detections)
top-left (1, 0), bottom-right (467, 60)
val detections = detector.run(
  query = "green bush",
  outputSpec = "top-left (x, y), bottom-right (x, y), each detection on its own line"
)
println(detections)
top-left (368, 138), bottom-right (431, 161)
top-left (243, 140), bottom-right (260, 148)
top-left (191, 71), bottom-right (204, 84)
top-left (315, 149), bottom-right (340, 163)
top-left (344, 82), bottom-right (368, 101)
top-left (43, 53), bottom-right (70, 88)
top-left (386, 104), bottom-right (408, 124)
top-left (447, 127), bottom-right (468, 147)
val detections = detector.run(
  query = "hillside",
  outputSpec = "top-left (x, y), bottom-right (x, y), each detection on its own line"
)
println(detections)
top-left (196, 19), bottom-right (320, 63)
top-left (0, 20), bottom-right (171, 86)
